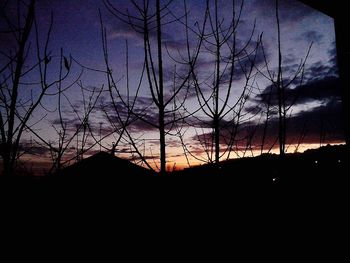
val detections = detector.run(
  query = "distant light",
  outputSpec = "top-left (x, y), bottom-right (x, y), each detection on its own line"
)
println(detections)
top-left (314, 160), bottom-right (318, 164)
top-left (272, 178), bottom-right (277, 182)
top-left (338, 160), bottom-right (341, 163)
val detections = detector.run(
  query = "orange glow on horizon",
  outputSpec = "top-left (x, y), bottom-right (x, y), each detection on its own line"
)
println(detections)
top-left (159, 142), bottom-right (347, 172)
top-left (6, 142), bottom-right (345, 175)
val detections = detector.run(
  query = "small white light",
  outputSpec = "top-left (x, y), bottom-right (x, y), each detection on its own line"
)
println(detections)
top-left (272, 178), bottom-right (277, 182)
top-left (314, 160), bottom-right (318, 164)
top-left (338, 160), bottom-right (341, 163)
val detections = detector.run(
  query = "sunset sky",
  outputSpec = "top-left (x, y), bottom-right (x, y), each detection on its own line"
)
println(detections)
top-left (0, 0), bottom-right (345, 171)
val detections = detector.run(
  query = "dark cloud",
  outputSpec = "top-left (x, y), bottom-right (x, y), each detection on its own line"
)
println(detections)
top-left (104, 0), bottom-right (188, 53)
top-left (0, 1), bottom-right (33, 63)
top-left (163, 38), bottom-right (187, 51)
top-left (255, 76), bottom-right (341, 107)
top-left (99, 126), bottom-right (116, 136)
top-left (166, 138), bottom-right (182, 148)
top-left (294, 77), bottom-right (341, 103)
top-left (328, 42), bottom-right (337, 58)
top-left (192, 98), bottom-right (345, 151)
top-left (51, 118), bottom-right (70, 126)
top-left (282, 54), bottom-right (298, 65)
top-left (0, 32), bottom-right (16, 59)
top-left (277, 0), bottom-right (317, 20)
top-left (258, 43), bottom-right (338, 84)
top-left (18, 142), bottom-right (50, 156)
top-left (108, 28), bottom-right (139, 41)
top-left (162, 63), bottom-right (192, 87)
top-left (299, 30), bottom-right (324, 43)
top-left (128, 155), bottom-right (158, 162)
top-left (326, 43), bottom-right (339, 75)
top-left (244, 104), bottom-right (263, 115)
top-left (232, 46), bottom-right (266, 81)
top-left (181, 116), bottom-right (235, 130)
top-left (185, 39), bottom-right (265, 92)
top-left (279, 99), bottom-right (344, 144)
top-left (253, 99), bottom-right (345, 147)
top-left (98, 95), bottom-right (164, 132)
top-left (50, 113), bottom-right (104, 137)
top-left (252, 0), bottom-right (318, 23)
top-left (130, 114), bottom-right (159, 132)
top-left (306, 61), bottom-right (338, 80)
top-left (100, 95), bottom-right (155, 115)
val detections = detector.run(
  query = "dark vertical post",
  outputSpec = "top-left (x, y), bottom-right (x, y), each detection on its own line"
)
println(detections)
top-left (299, 1), bottom-right (349, 147)
top-left (334, 15), bottom-right (350, 147)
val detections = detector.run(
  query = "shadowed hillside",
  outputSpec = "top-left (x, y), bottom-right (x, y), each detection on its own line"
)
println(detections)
top-left (0, 145), bottom-right (348, 213)
top-left (174, 144), bottom-right (348, 187)
top-left (1, 145), bottom-right (348, 197)
top-left (56, 152), bottom-right (155, 179)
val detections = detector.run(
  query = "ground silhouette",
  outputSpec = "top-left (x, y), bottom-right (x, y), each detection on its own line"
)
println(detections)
top-left (174, 144), bottom-right (348, 187)
top-left (56, 151), bottom-right (155, 179)
top-left (1, 144), bottom-right (348, 201)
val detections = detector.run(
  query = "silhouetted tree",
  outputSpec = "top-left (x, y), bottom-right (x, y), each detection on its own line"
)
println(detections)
top-left (99, 18), bottom-right (157, 172)
top-left (184, 0), bottom-right (261, 165)
top-left (103, 0), bottom-right (196, 174)
top-left (50, 80), bottom-right (103, 171)
top-left (258, 0), bottom-right (312, 157)
top-left (0, 0), bottom-right (72, 176)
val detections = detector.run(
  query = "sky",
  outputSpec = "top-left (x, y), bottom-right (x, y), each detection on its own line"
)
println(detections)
top-left (0, 0), bottom-right (345, 171)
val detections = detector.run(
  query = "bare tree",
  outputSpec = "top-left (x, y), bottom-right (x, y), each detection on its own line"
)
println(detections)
top-left (0, 0), bottom-right (72, 176)
top-left (103, 0), bottom-right (197, 175)
top-left (99, 13), bottom-right (156, 172)
top-left (184, 0), bottom-right (261, 165)
top-left (256, 82), bottom-right (278, 155)
top-left (49, 80), bottom-right (103, 172)
top-left (258, 0), bottom-right (312, 157)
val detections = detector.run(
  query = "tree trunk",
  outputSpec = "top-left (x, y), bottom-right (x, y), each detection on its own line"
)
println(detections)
top-left (276, 0), bottom-right (285, 157)
top-left (214, 115), bottom-right (220, 165)
top-left (156, 0), bottom-right (166, 175)
top-left (159, 107), bottom-right (166, 174)
top-left (2, 149), bottom-right (12, 177)
top-left (2, 0), bottom-right (35, 176)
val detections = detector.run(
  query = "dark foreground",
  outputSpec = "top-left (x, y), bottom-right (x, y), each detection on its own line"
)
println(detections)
top-left (1, 146), bottom-right (348, 249)
top-left (0, 145), bottom-right (348, 200)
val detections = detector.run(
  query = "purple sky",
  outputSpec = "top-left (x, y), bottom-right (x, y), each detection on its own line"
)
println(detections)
top-left (0, 0), bottom-right (344, 169)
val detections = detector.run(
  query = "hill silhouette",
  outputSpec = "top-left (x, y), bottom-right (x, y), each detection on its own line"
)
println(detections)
top-left (174, 144), bottom-right (348, 187)
top-left (56, 151), bottom-right (155, 179)
top-left (0, 145), bottom-right (348, 216)
top-left (48, 144), bottom-right (348, 195)
top-left (1, 144), bottom-right (348, 197)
